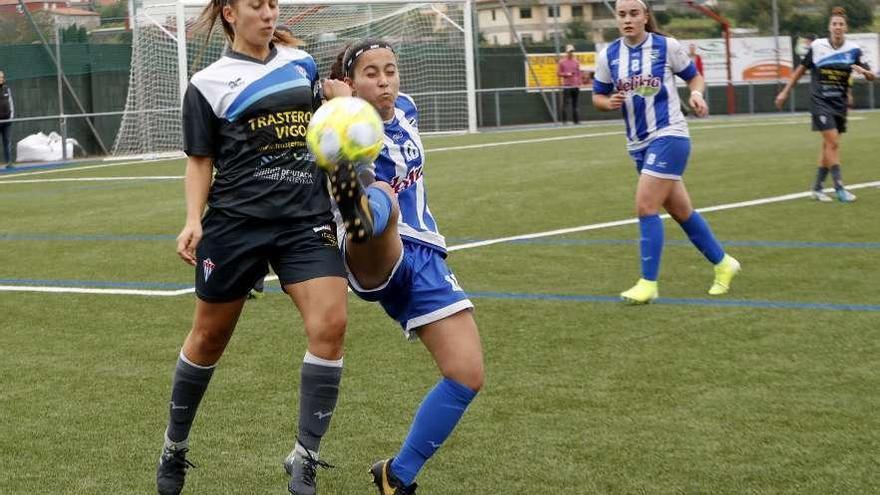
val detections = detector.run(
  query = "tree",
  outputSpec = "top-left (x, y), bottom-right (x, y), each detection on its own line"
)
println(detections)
top-left (99, 0), bottom-right (129, 24)
top-left (731, 0), bottom-right (873, 34)
top-left (564, 20), bottom-right (591, 41)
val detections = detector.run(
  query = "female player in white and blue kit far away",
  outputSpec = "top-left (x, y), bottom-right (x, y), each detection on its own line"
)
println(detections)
top-left (774, 6), bottom-right (875, 202)
top-left (592, 0), bottom-right (740, 304)
top-left (294, 40), bottom-right (484, 495)
top-left (155, 1), bottom-right (351, 494)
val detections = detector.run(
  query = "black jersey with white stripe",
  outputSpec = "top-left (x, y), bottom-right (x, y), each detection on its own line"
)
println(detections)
top-left (801, 39), bottom-right (870, 113)
top-left (183, 44), bottom-right (329, 221)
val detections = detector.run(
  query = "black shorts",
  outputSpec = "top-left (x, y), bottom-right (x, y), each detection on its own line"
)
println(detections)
top-left (811, 110), bottom-right (847, 133)
top-left (195, 210), bottom-right (345, 302)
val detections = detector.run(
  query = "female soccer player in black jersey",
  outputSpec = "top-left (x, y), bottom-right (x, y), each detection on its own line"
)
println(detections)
top-left (155, 1), bottom-right (348, 494)
top-left (775, 6), bottom-right (875, 202)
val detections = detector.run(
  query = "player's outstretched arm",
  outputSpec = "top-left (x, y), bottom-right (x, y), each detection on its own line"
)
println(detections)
top-left (775, 65), bottom-right (807, 109)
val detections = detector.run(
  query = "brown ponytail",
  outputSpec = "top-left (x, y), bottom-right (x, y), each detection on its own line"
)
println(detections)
top-left (643, 1), bottom-right (666, 37)
top-left (193, 0), bottom-right (297, 56)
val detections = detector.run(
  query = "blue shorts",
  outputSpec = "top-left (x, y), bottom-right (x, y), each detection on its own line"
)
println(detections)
top-left (629, 136), bottom-right (691, 180)
top-left (345, 241), bottom-right (473, 339)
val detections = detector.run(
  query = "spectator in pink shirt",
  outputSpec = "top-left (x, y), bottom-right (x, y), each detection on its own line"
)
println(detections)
top-left (557, 44), bottom-right (582, 124)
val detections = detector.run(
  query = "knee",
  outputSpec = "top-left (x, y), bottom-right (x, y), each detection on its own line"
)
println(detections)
top-left (442, 357), bottom-right (484, 393)
top-left (305, 311), bottom-right (347, 354)
top-left (636, 202), bottom-right (658, 217)
top-left (186, 324), bottom-right (231, 357)
top-left (370, 182), bottom-right (400, 221)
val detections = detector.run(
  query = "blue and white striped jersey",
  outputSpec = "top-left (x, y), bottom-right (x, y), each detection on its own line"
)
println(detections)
top-left (594, 33), bottom-right (698, 151)
top-left (373, 94), bottom-right (446, 253)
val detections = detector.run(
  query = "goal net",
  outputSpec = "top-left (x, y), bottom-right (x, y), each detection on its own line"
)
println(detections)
top-left (113, 0), bottom-right (475, 157)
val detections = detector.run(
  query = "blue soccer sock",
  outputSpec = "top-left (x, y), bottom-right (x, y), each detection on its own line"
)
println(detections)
top-left (390, 378), bottom-right (478, 486)
top-left (366, 185), bottom-right (392, 236)
top-left (638, 215), bottom-right (664, 281)
top-left (678, 211), bottom-right (725, 264)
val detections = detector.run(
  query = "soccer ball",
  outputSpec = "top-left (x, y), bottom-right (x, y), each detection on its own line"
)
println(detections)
top-left (306, 96), bottom-right (384, 171)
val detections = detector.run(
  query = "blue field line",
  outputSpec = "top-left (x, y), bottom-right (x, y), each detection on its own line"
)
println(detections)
top-left (448, 238), bottom-right (880, 250)
top-left (0, 160), bottom-right (88, 175)
top-left (0, 278), bottom-right (192, 289)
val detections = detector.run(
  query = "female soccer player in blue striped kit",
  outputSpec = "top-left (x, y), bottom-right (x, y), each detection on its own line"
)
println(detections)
top-left (294, 40), bottom-right (484, 494)
top-left (592, 0), bottom-right (740, 304)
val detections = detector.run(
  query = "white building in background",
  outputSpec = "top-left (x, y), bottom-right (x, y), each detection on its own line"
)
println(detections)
top-left (476, 0), bottom-right (667, 45)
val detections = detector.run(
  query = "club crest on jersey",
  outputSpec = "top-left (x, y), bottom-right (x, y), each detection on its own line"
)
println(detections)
top-left (295, 65), bottom-right (308, 78)
top-left (203, 258), bottom-right (216, 282)
top-left (616, 74), bottom-right (662, 98)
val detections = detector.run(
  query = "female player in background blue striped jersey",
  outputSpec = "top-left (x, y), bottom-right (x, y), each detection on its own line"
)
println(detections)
top-left (293, 40), bottom-right (484, 495)
top-left (592, 0), bottom-right (740, 304)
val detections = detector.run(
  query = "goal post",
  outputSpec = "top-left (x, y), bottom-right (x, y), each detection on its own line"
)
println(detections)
top-left (114, 0), bottom-right (477, 157)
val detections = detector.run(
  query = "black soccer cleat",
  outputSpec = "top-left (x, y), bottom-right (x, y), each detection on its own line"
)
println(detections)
top-left (156, 446), bottom-right (195, 495)
top-left (328, 160), bottom-right (375, 243)
top-left (370, 458), bottom-right (418, 495)
top-left (287, 447), bottom-right (334, 495)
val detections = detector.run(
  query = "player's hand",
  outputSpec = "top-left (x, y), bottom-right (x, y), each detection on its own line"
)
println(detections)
top-left (690, 92), bottom-right (709, 118)
top-left (322, 79), bottom-right (352, 100)
top-left (608, 92), bottom-right (626, 110)
top-left (774, 91), bottom-right (788, 110)
top-left (176, 221), bottom-right (202, 266)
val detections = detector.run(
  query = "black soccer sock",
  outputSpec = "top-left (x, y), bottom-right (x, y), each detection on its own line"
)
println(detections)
top-left (813, 167), bottom-right (829, 192)
top-left (830, 164), bottom-right (844, 190)
top-left (165, 352), bottom-right (216, 445)
top-left (296, 352), bottom-right (343, 455)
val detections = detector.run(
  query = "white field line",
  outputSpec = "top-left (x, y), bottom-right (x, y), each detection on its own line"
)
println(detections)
top-left (3, 180), bottom-right (878, 296)
top-left (447, 181), bottom-right (880, 251)
top-left (0, 176), bottom-right (184, 185)
top-left (0, 116), bottom-right (836, 184)
top-left (0, 285), bottom-right (195, 296)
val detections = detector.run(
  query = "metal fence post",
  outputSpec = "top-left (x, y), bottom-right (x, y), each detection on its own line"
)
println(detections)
top-left (494, 90), bottom-right (501, 127)
top-left (748, 82), bottom-right (754, 114)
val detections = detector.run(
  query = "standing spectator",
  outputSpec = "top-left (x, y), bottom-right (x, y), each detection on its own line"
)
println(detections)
top-left (0, 70), bottom-right (14, 169)
top-left (557, 44), bottom-right (582, 124)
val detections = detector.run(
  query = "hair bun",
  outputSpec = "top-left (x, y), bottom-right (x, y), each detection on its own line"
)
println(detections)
top-left (830, 6), bottom-right (846, 17)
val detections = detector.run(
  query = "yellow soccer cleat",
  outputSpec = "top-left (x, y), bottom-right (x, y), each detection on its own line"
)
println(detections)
top-left (620, 278), bottom-right (658, 305)
top-left (708, 254), bottom-right (741, 296)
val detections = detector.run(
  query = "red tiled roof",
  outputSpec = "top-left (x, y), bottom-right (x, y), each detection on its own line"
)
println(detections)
top-left (50, 6), bottom-right (100, 15)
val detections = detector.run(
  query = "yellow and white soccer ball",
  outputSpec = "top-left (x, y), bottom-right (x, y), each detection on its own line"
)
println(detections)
top-left (306, 96), bottom-right (384, 171)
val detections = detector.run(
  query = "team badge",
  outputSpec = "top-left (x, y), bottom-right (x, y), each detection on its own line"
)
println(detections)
top-left (203, 258), bottom-right (216, 282)
top-left (296, 65), bottom-right (308, 78)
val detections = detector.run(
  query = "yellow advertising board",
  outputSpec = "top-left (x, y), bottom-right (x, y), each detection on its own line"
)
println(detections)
top-left (524, 52), bottom-right (596, 90)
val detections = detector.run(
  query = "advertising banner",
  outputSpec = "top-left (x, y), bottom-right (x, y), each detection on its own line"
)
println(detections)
top-left (524, 51), bottom-right (596, 90)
